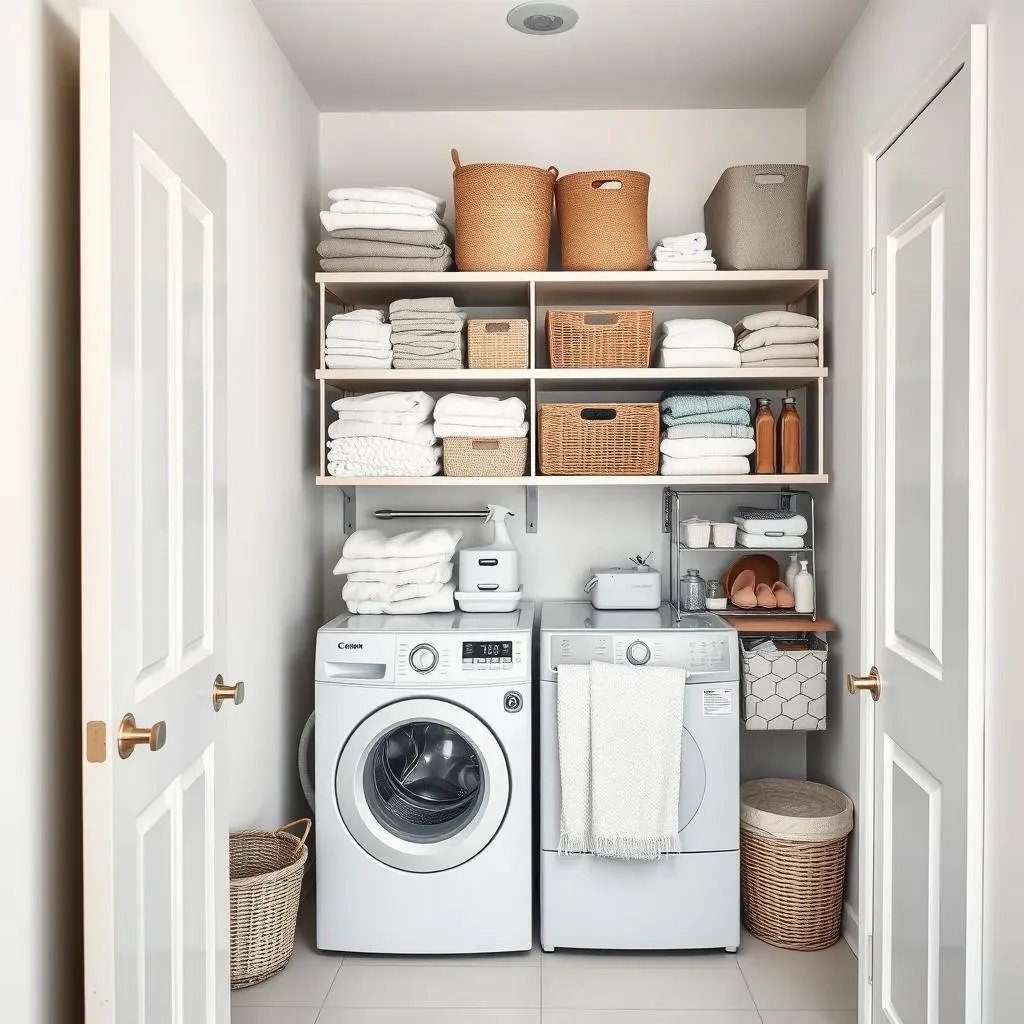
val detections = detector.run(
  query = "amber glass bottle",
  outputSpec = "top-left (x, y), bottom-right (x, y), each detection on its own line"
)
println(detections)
top-left (779, 396), bottom-right (802, 474)
top-left (754, 398), bottom-right (776, 474)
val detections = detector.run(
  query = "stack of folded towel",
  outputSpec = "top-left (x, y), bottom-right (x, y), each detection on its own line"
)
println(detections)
top-left (332, 528), bottom-right (461, 615)
top-left (650, 232), bottom-right (717, 272)
top-left (324, 309), bottom-right (392, 369)
top-left (318, 187), bottom-right (453, 272)
top-left (388, 297), bottom-right (466, 369)
top-left (432, 394), bottom-right (529, 438)
top-left (734, 506), bottom-right (810, 549)
top-left (659, 393), bottom-right (755, 476)
top-left (656, 318), bottom-right (740, 368)
top-left (327, 391), bottom-right (440, 477)
top-left (735, 311), bottom-right (820, 367)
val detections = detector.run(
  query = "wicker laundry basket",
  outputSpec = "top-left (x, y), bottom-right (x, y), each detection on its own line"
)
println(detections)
top-left (555, 169), bottom-right (651, 270)
top-left (452, 149), bottom-right (558, 271)
top-left (442, 436), bottom-right (528, 477)
top-left (740, 780), bottom-right (853, 951)
top-left (230, 818), bottom-right (310, 989)
top-left (547, 309), bottom-right (653, 368)
top-left (467, 318), bottom-right (529, 369)
top-left (539, 403), bottom-right (659, 475)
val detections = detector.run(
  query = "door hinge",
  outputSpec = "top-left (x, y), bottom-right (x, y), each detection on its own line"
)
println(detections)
top-left (869, 246), bottom-right (877, 295)
top-left (86, 720), bottom-right (107, 763)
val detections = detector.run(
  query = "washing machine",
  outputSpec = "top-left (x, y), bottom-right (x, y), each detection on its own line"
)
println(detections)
top-left (314, 606), bottom-right (534, 954)
top-left (539, 601), bottom-right (740, 952)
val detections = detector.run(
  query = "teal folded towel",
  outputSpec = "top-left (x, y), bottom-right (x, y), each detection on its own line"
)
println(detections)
top-left (663, 408), bottom-right (752, 427)
top-left (661, 393), bottom-right (752, 419)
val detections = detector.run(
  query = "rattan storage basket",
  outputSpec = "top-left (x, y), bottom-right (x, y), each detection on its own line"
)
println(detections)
top-left (230, 818), bottom-right (310, 989)
top-left (546, 309), bottom-right (653, 368)
top-left (740, 779), bottom-right (853, 951)
top-left (442, 436), bottom-right (528, 477)
top-left (539, 403), bottom-right (659, 475)
top-left (555, 169), bottom-right (651, 270)
top-left (452, 149), bottom-right (558, 271)
top-left (467, 319), bottom-right (529, 369)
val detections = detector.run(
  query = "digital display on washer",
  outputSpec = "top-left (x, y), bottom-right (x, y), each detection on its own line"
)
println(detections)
top-left (463, 641), bottom-right (512, 659)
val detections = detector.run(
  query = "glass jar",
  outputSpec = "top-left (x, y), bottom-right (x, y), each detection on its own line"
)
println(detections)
top-left (705, 577), bottom-right (727, 611)
top-left (680, 568), bottom-right (707, 612)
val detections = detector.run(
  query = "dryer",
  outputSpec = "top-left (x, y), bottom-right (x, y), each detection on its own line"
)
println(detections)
top-left (314, 606), bottom-right (533, 954)
top-left (539, 601), bottom-right (740, 952)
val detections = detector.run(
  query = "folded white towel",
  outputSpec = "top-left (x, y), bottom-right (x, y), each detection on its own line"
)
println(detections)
top-left (658, 232), bottom-right (707, 253)
top-left (320, 210), bottom-right (441, 233)
top-left (661, 455), bottom-right (751, 476)
top-left (736, 326), bottom-right (820, 352)
top-left (325, 354), bottom-right (394, 369)
top-left (653, 247), bottom-right (716, 263)
top-left (342, 527), bottom-right (462, 561)
top-left (345, 561), bottom-right (454, 586)
top-left (327, 186), bottom-right (445, 214)
top-left (325, 320), bottom-right (393, 343)
top-left (342, 579), bottom-right (448, 605)
top-left (557, 663), bottom-right (593, 854)
top-left (330, 198), bottom-right (447, 218)
top-left (433, 422), bottom-right (530, 439)
top-left (325, 339), bottom-right (393, 354)
top-left (332, 552), bottom-right (451, 575)
top-left (653, 261), bottom-right (719, 272)
top-left (745, 357), bottom-right (820, 367)
top-left (740, 343), bottom-right (820, 364)
top-left (433, 394), bottom-right (527, 425)
top-left (660, 437), bottom-right (756, 458)
top-left (658, 348), bottom-right (742, 368)
top-left (733, 511), bottom-right (808, 536)
top-left (736, 310), bottom-right (817, 333)
top-left (333, 309), bottom-right (386, 323)
top-left (328, 418), bottom-right (437, 447)
top-left (332, 390), bottom-right (434, 418)
top-left (666, 423), bottom-right (754, 440)
top-left (737, 532), bottom-right (807, 549)
top-left (660, 318), bottom-right (734, 349)
top-left (344, 583), bottom-right (456, 616)
top-left (327, 437), bottom-right (441, 477)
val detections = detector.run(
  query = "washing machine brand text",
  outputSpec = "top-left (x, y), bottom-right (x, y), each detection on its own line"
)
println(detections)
top-left (338, 642), bottom-right (364, 650)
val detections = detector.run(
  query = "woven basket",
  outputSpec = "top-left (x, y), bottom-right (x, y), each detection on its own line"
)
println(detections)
top-left (442, 436), bottom-right (528, 477)
top-left (467, 319), bottom-right (529, 369)
top-left (539, 403), bottom-right (659, 475)
top-left (452, 149), bottom-right (558, 271)
top-left (230, 818), bottom-right (310, 989)
top-left (740, 779), bottom-right (853, 951)
top-left (547, 309), bottom-right (653, 368)
top-left (555, 169), bottom-right (650, 270)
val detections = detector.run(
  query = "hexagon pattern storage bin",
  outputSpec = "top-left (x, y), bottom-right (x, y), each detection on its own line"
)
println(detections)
top-left (741, 638), bottom-right (827, 730)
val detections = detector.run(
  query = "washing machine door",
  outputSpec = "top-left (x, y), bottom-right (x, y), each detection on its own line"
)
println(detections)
top-left (336, 697), bottom-right (510, 873)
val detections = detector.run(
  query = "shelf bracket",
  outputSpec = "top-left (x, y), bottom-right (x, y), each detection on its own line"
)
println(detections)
top-left (524, 486), bottom-right (538, 534)
top-left (339, 487), bottom-right (357, 535)
top-left (662, 487), bottom-right (672, 533)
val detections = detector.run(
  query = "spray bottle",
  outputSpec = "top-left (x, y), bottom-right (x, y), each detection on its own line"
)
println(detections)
top-left (458, 504), bottom-right (520, 593)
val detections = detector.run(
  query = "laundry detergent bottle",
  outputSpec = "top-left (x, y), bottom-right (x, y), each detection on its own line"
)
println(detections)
top-left (458, 504), bottom-right (520, 593)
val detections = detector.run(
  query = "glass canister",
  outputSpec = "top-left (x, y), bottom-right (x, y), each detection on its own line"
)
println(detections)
top-left (705, 577), bottom-right (727, 611)
top-left (680, 569), bottom-right (707, 612)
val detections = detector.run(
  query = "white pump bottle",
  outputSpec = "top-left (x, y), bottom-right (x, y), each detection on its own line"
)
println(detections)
top-left (457, 504), bottom-right (520, 593)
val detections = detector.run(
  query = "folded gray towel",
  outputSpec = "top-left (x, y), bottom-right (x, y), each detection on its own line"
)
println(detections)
top-left (389, 297), bottom-right (458, 315)
top-left (317, 237), bottom-right (452, 259)
top-left (319, 255), bottom-right (453, 272)
top-left (390, 318), bottom-right (466, 333)
top-left (393, 354), bottom-right (466, 369)
top-left (330, 226), bottom-right (450, 247)
top-left (392, 332), bottom-right (464, 350)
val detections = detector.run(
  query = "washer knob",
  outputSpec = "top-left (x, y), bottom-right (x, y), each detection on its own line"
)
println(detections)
top-left (626, 640), bottom-right (651, 666)
top-left (409, 643), bottom-right (438, 674)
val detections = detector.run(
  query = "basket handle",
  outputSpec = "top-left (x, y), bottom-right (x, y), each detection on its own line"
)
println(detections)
top-left (591, 178), bottom-right (623, 190)
top-left (580, 408), bottom-right (617, 422)
top-left (484, 322), bottom-right (510, 333)
top-left (582, 312), bottom-right (619, 326)
top-left (547, 165), bottom-right (559, 177)
top-left (471, 440), bottom-right (501, 451)
top-left (276, 818), bottom-right (312, 847)
top-left (754, 173), bottom-right (786, 185)
top-left (451, 148), bottom-right (461, 169)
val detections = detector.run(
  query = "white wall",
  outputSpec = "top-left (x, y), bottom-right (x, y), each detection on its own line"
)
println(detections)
top-left (806, 0), bottom-right (1024, 1013)
top-left (0, 1), bottom-right (319, 1019)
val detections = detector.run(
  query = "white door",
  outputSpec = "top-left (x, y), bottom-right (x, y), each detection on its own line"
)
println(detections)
top-left (863, 58), bottom-right (983, 1024)
top-left (81, 9), bottom-right (232, 1022)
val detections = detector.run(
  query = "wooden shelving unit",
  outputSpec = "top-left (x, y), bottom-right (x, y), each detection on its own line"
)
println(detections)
top-left (315, 269), bottom-right (829, 487)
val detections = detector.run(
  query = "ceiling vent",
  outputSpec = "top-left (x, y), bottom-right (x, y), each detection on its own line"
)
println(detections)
top-left (506, 3), bottom-right (579, 36)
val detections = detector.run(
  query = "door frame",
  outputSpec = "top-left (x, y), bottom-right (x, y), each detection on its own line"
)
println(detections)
top-left (858, 24), bottom-right (988, 1024)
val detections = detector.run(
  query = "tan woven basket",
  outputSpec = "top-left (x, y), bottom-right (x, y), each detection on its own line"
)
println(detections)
top-left (740, 779), bottom-right (854, 951)
top-left (468, 319), bottom-right (529, 369)
top-left (555, 169), bottom-right (651, 270)
top-left (442, 436), bottom-right (528, 477)
top-left (230, 818), bottom-right (310, 989)
top-left (452, 149), bottom-right (558, 271)
top-left (547, 309), bottom-right (653, 368)
top-left (539, 403), bottom-right (659, 475)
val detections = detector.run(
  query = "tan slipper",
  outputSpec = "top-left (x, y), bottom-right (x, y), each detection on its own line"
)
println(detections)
top-left (772, 581), bottom-right (796, 609)
top-left (730, 569), bottom-right (757, 609)
top-left (755, 583), bottom-right (778, 609)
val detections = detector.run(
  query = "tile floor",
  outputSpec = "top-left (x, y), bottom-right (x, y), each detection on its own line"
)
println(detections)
top-left (232, 903), bottom-right (858, 1024)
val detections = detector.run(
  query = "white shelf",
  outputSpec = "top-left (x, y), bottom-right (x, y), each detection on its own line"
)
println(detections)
top-left (317, 474), bottom-right (829, 487)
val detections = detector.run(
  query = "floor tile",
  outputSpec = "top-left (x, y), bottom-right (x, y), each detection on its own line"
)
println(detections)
top-left (324, 963), bottom-right (541, 1008)
top-left (231, 1009), bottom-right (318, 1024)
top-left (738, 945), bottom-right (857, 1010)
top-left (318, 1011), bottom-right (540, 1024)
top-left (540, 949), bottom-right (737, 970)
top-left (542, 1012), bottom-right (761, 1024)
top-left (231, 922), bottom-right (343, 1008)
top-left (542, 964), bottom-right (755, 1011)
top-left (759, 1013), bottom-right (858, 1024)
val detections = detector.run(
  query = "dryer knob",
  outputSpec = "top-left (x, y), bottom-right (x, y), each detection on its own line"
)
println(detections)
top-left (626, 640), bottom-right (651, 666)
top-left (409, 643), bottom-right (439, 674)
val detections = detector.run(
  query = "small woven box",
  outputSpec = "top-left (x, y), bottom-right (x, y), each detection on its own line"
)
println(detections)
top-left (467, 319), bottom-right (529, 369)
top-left (546, 309), bottom-right (653, 368)
top-left (442, 436), bottom-right (528, 477)
top-left (539, 403), bottom-right (659, 475)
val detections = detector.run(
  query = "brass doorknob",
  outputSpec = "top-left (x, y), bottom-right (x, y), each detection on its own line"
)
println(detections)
top-left (212, 674), bottom-right (245, 712)
top-left (847, 666), bottom-right (882, 701)
top-left (117, 713), bottom-right (167, 759)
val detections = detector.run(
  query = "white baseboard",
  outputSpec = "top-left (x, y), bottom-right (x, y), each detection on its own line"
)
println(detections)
top-left (842, 900), bottom-right (859, 957)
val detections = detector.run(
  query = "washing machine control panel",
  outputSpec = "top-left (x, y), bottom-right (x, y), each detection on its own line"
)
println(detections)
top-left (395, 636), bottom-right (528, 683)
top-left (549, 631), bottom-right (736, 679)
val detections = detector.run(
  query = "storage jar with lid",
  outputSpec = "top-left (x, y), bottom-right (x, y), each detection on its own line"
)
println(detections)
top-left (706, 578), bottom-right (727, 611)
top-left (680, 569), bottom-right (707, 612)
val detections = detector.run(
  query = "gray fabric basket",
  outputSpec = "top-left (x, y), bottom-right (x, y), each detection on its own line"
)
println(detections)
top-left (704, 164), bottom-right (808, 270)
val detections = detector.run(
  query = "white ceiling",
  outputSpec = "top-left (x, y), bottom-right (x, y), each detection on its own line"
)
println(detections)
top-left (253, 0), bottom-right (868, 112)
